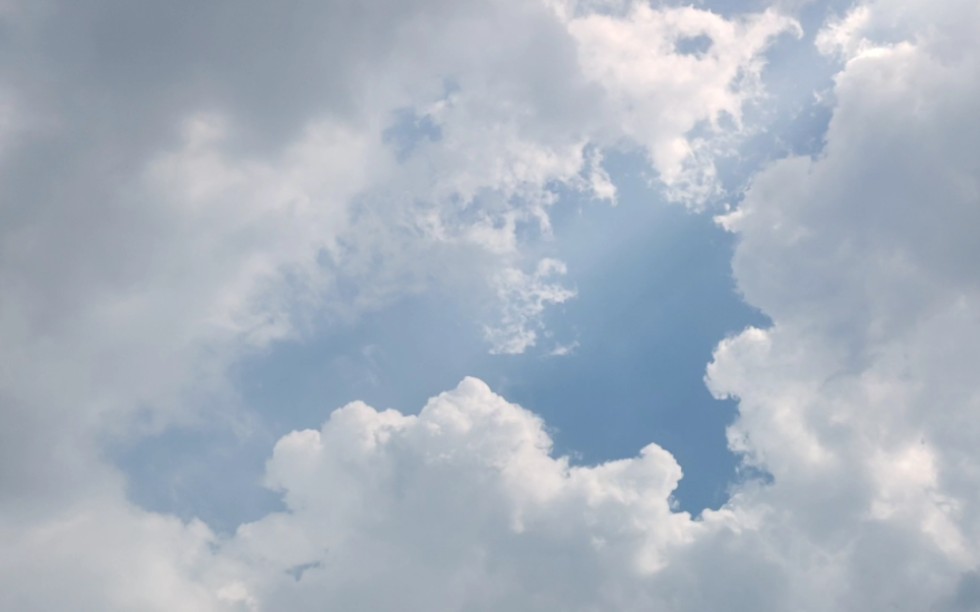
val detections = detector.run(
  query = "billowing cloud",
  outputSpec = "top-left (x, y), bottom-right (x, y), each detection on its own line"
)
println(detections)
top-left (220, 377), bottom-right (689, 610)
top-left (0, 492), bottom-right (224, 612)
top-left (0, 0), bottom-right (789, 468)
top-left (0, 0), bottom-right (797, 606)
top-left (4, 0), bottom-right (978, 610)
top-left (703, 0), bottom-right (980, 607)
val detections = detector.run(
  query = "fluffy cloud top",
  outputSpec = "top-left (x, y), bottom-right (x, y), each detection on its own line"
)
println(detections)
top-left (225, 378), bottom-right (689, 610)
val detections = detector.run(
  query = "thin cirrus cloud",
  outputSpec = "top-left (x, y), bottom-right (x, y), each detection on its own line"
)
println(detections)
top-left (0, 0), bottom-right (977, 611)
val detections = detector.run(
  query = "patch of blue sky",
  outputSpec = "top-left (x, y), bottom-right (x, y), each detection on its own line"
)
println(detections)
top-left (116, 153), bottom-right (766, 532)
top-left (382, 106), bottom-right (443, 162)
top-left (674, 33), bottom-right (714, 57)
top-left (503, 152), bottom-right (770, 511)
top-left (111, 420), bottom-right (285, 533)
top-left (692, 0), bottom-right (854, 24)
top-left (116, 29), bottom-right (839, 532)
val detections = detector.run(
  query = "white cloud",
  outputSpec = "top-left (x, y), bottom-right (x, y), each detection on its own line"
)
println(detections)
top-left (0, 0), bottom-right (794, 461)
top-left (484, 258), bottom-right (577, 355)
top-left (0, 0), bottom-right (791, 598)
top-left (703, 0), bottom-right (980, 607)
top-left (219, 378), bottom-right (691, 611)
top-left (0, 503), bottom-right (224, 611)
top-left (10, 0), bottom-right (979, 610)
top-left (567, 4), bottom-right (800, 203)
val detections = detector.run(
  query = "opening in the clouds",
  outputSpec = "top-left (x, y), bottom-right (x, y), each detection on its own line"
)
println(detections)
top-left (10, 0), bottom-right (980, 609)
top-left (383, 107), bottom-right (443, 162)
top-left (117, 151), bottom-right (769, 532)
top-left (675, 34), bottom-right (713, 56)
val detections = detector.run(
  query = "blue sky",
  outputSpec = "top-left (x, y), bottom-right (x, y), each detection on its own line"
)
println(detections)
top-left (3, 0), bottom-right (980, 610)
top-left (120, 151), bottom-right (770, 530)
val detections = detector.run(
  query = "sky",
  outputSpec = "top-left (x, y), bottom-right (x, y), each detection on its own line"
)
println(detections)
top-left (1, 0), bottom-right (979, 610)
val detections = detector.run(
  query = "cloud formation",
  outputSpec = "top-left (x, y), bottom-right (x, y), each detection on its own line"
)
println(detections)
top-left (224, 378), bottom-right (689, 610)
top-left (3, 0), bottom-right (978, 610)
top-left (705, 0), bottom-right (980, 607)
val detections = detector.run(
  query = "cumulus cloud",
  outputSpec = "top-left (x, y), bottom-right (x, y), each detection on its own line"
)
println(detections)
top-left (219, 378), bottom-right (690, 610)
top-left (0, 493), bottom-right (226, 612)
top-left (0, 0), bottom-right (798, 606)
top-left (566, 3), bottom-right (800, 202)
top-left (0, 0), bottom-right (792, 489)
top-left (6, 0), bottom-right (979, 610)
top-left (703, 0), bottom-right (980, 607)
